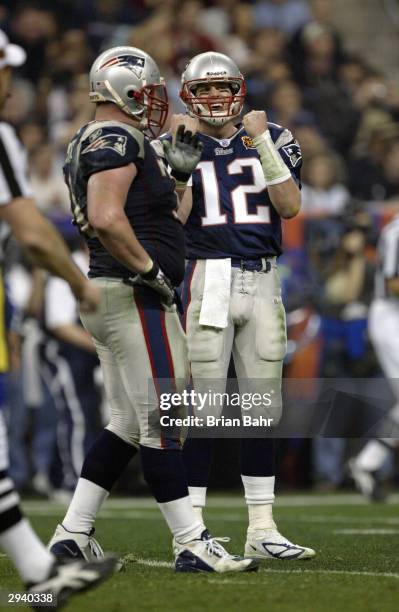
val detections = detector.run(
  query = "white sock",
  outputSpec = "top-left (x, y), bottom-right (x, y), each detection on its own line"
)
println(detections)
top-left (242, 475), bottom-right (276, 531)
top-left (242, 475), bottom-right (275, 505)
top-left (188, 486), bottom-right (207, 507)
top-left (158, 496), bottom-right (204, 544)
top-left (63, 478), bottom-right (109, 533)
top-left (356, 440), bottom-right (391, 472)
top-left (0, 519), bottom-right (54, 584)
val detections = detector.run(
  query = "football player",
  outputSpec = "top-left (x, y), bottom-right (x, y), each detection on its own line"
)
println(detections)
top-left (48, 45), bottom-right (258, 573)
top-left (159, 51), bottom-right (316, 560)
top-left (349, 214), bottom-right (399, 500)
top-left (0, 29), bottom-right (118, 603)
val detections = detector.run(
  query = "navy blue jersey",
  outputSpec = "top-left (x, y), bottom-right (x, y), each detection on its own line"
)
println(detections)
top-left (64, 120), bottom-right (185, 285)
top-left (161, 122), bottom-right (301, 259)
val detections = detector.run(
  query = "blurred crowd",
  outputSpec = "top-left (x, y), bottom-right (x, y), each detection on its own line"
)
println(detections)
top-left (1, 0), bottom-right (399, 498)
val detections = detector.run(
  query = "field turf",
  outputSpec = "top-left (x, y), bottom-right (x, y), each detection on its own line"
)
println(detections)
top-left (1, 494), bottom-right (398, 612)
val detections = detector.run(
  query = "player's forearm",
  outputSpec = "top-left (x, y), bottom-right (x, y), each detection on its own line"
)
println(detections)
top-left (20, 215), bottom-right (88, 299)
top-left (176, 186), bottom-right (193, 225)
top-left (51, 324), bottom-right (96, 352)
top-left (94, 214), bottom-right (152, 274)
top-left (268, 179), bottom-right (301, 219)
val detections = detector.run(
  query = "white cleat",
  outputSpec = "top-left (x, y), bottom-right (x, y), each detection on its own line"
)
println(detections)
top-left (48, 523), bottom-right (104, 562)
top-left (244, 529), bottom-right (316, 560)
top-left (27, 556), bottom-right (118, 610)
top-left (348, 459), bottom-right (386, 502)
top-left (175, 529), bottom-right (259, 573)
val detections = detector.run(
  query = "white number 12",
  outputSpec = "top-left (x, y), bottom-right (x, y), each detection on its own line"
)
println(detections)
top-left (196, 158), bottom-right (271, 226)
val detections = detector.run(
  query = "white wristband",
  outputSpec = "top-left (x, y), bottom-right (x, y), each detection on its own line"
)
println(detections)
top-left (253, 130), bottom-right (291, 186)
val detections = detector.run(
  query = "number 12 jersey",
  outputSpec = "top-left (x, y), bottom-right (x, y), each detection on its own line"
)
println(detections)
top-left (184, 122), bottom-right (302, 259)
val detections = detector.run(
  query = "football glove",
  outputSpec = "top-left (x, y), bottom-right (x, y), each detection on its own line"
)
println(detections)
top-left (125, 262), bottom-right (175, 307)
top-left (162, 125), bottom-right (203, 183)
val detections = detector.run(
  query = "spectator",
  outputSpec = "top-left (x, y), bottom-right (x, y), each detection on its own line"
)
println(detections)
top-left (29, 144), bottom-right (70, 215)
top-left (268, 80), bottom-right (316, 131)
top-left (349, 115), bottom-right (399, 201)
top-left (253, 0), bottom-right (311, 35)
top-left (301, 151), bottom-right (350, 215)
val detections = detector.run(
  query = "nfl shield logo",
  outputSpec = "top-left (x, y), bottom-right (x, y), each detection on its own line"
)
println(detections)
top-left (220, 139), bottom-right (230, 147)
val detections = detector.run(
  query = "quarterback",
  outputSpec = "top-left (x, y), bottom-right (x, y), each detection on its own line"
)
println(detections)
top-left (161, 52), bottom-right (316, 560)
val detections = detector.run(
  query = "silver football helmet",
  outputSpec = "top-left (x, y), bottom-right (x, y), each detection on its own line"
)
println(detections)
top-left (89, 46), bottom-right (168, 138)
top-left (180, 52), bottom-right (246, 126)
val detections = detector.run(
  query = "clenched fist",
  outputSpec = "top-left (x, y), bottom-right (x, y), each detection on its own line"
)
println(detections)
top-left (242, 110), bottom-right (268, 138)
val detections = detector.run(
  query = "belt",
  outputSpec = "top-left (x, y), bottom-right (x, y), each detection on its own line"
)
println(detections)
top-left (230, 258), bottom-right (272, 272)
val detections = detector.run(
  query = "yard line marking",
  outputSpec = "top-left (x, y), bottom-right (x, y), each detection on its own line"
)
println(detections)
top-left (126, 558), bottom-right (399, 580)
top-left (334, 529), bottom-right (399, 535)
top-left (127, 557), bottom-right (173, 569)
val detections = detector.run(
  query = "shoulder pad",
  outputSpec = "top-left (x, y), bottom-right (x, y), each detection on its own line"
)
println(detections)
top-left (80, 121), bottom-right (145, 159)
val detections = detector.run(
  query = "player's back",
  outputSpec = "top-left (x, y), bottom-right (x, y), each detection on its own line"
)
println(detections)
top-left (64, 120), bottom-right (185, 286)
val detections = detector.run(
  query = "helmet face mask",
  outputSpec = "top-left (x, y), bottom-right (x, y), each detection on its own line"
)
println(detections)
top-left (180, 52), bottom-right (246, 126)
top-left (89, 46), bottom-right (168, 137)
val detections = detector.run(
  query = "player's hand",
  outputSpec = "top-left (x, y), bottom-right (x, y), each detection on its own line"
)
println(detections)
top-left (162, 124), bottom-right (203, 183)
top-left (125, 262), bottom-right (176, 307)
top-left (243, 110), bottom-right (268, 138)
top-left (169, 114), bottom-right (199, 144)
top-left (76, 280), bottom-right (102, 313)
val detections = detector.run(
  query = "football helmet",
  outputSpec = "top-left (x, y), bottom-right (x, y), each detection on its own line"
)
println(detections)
top-left (89, 46), bottom-right (168, 138)
top-left (180, 52), bottom-right (246, 126)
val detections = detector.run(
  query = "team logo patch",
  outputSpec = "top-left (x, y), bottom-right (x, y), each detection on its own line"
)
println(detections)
top-left (82, 134), bottom-right (128, 157)
top-left (281, 142), bottom-right (302, 167)
top-left (241, 136), bottom-right (255, 149)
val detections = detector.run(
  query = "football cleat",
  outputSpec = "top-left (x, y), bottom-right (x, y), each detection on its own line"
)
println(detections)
top-left (244, 529), bottom-right (316, 560)
top-left (348, 459), bottom-right (386, 502)
top-left (27, 556), bottom-right (118, 610)
top-left (48, 524), bottom-right (104, 562)
top-left (175, 529), bottom-right (259, 573)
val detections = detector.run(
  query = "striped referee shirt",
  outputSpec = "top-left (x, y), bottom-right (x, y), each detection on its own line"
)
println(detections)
top-left (375, 215), bottom-right (399, 299)
top-left (0, 122), bottom-right (32, 371)
top-left (0, 121), bottom-right (32, 206)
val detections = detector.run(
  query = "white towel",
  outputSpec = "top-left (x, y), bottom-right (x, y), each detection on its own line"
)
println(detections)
top-left (199, 259), bottom-right (231, 328)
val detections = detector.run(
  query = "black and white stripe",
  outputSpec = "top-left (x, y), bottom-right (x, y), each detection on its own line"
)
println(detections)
top-left (0, 122), bottom-right (32, 206)
top-left (375, 215), bottom-right (399, 299)
top-left (0, 415), bottom-right (22, 533)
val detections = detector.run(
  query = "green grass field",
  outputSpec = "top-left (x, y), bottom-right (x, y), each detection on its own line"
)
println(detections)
top-left (1, 494), bottom-right (399, 612)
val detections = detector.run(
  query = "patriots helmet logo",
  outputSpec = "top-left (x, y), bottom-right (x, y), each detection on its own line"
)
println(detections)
top-left (281, 142), bottom-right (302, 167)
top-left (99, 54), bottom-right (146, 79)
top-left (241, 135), bottom-right (255, 149)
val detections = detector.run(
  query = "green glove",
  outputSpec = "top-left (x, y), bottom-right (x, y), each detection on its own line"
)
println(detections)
top-left (162, 124), bottom-right (203, 183)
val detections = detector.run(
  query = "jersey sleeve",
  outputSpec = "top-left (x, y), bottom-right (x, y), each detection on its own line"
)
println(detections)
top-left (273, 128), bottom-right (302, 187)
top-left (79, 126), bottom-right (143, 178)
top-left (0, 123), bottom-right (33, 205)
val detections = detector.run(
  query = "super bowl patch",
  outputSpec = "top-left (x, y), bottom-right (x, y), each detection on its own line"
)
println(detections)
top-left (281, 142), bottom-right (302, 167)
top-left (82, 134), bottom-right (128, 157)
top-left (241, 135), bottom-right (255, 149)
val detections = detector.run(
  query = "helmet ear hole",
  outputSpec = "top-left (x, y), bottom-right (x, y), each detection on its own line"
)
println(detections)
top-left (127, 89), bottom-right (137, 99)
